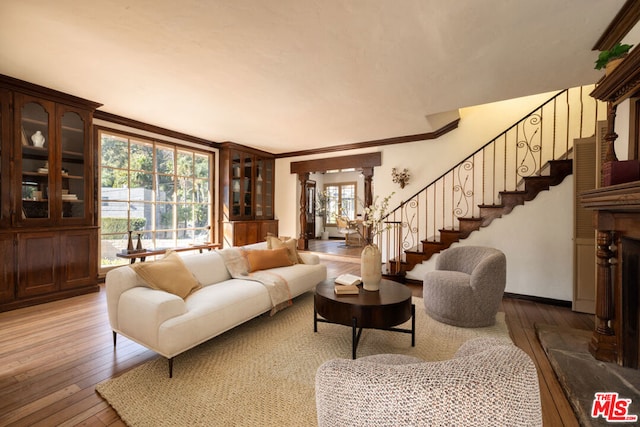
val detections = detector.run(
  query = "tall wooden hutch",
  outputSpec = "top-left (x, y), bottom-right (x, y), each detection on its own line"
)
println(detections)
top-left (0, 75), bottom-right (101, 311)
top-left (219, 142), bottom-right (277, 246)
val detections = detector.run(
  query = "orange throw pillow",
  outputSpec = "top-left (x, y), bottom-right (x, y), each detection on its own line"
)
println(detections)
top-left (266, 235), bottom-right (304, 264)
top-left (243, 247), bottom-right (293, 272)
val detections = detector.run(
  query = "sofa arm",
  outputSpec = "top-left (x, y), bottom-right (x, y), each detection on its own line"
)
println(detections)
top-left (299, 252), bottom-right (320, 265)
top-left (105, 266), bottom-right (146, 330)
top-left (116, 287), bottom-right (187, 353)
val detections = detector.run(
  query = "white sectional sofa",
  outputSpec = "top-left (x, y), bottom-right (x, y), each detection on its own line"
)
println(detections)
top-left (105, 241), bottom-right (327, 376)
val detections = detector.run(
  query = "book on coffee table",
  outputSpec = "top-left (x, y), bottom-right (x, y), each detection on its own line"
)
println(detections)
top-left (335, 274), bottom-right (362, 286)
top-left (334, 284), bottom-right (359, 295)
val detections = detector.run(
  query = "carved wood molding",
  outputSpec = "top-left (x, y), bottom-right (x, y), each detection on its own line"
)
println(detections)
top-left (290, 152), bottom-right (382, 174)
top-left (581, 181), bottom-right (640, 211)
top-left (592, 0), bottom-right (640, 51)
top-left (591, 46), bottom-right (640, 105)
top-left (0, 73), bottom-right (102, 110)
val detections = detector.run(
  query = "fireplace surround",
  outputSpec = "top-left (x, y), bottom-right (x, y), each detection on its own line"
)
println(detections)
top-left (581, 181), bottom-right (640, 368)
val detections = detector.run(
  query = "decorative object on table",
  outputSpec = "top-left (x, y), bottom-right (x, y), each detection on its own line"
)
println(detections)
top-left (126, 231), bottom-right (134, 253)
top-left (31, 130), bottom-right (45, 147)
top-left (335, 273), bottom-right (362, 286)
top-left (357, 193), bottom-right (394, 291)
top-left (334, 284), bottom-right (359, 295)
top-left (391, 167), bottom-right (410, 188)
top-left (136, 233), bottom-right (143, 251)
top-left (360, 244), bottom-right (382, 291)
top-left (594, 42), bottom-right (633, 75)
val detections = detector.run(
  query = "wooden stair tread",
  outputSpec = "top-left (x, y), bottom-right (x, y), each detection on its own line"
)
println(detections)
top-left (395, 158), bottom-right (573, 274)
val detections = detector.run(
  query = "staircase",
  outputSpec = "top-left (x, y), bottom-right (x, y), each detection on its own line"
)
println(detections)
top-left (378, 86), bottom-right (605, 279)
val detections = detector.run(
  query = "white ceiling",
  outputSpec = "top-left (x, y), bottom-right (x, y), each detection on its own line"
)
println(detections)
top-left (0, 0), bottom-right (626, 153)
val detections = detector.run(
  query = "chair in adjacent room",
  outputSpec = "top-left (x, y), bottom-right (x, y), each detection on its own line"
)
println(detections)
top-left (422, 245), bottom-right (506, 327)
top-left (336, 217), bottom-right (361, 247)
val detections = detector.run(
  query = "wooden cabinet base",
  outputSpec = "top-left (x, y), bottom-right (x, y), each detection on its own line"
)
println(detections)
top-left (223, 220), bottom-right (278, 247)
top-left (0, 227), bottom-right (99, 312)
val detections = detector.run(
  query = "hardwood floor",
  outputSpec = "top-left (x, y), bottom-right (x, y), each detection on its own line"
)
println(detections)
top-left (0, 247), bottom-right (593, 426)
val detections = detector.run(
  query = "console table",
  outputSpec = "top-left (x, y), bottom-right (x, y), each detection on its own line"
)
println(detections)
top-left (116, 243), bottom-right (221, 264)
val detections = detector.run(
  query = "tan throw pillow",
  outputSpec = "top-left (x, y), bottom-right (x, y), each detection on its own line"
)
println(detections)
top-left (243, 247), bottom-right (293, 272)
top-left (266, 235), bottom-right (304, 264)
top-left (130, 251), bottom-right (201, 299)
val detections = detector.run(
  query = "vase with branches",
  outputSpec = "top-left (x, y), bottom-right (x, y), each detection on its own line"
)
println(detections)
top-left (340, 193), bottom-right (395, 291)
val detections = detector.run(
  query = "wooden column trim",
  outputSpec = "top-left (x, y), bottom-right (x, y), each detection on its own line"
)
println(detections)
top-left (297, 172), bottom-right (309, 250)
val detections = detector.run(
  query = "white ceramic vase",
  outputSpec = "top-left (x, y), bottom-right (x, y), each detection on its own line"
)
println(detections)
top-left (361, 244), bottom-right (382, 291)
top-left (31, 131), bottom-right (45, 147)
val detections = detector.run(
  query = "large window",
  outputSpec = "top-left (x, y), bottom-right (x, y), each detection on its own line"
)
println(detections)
top-left (324, 182), bottom-right (356, 225)
top-left (99, 130), bottom-right (213, 269)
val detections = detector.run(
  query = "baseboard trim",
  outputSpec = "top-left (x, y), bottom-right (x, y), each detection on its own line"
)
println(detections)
top-left (503, 292), bottom-right (572, 308)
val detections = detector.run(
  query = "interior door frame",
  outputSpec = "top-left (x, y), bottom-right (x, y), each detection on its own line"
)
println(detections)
top-left (290, 152), bottom-right (382, 249)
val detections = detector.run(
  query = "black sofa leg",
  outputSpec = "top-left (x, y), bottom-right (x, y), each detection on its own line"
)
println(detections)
top-left (113, 331), bottom-right (117, 347)
top-left (168, 358), bottom-right (173, 378)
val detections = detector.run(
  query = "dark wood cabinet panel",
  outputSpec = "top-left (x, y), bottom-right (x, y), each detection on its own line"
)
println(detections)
top-left (223, 220), bottom-right (278, 247)
top-left (16, 232), bottom-right (58, 298)
top-left (60, 229), bottom-right (98, 289)
top-left (0, 75), bottom-right (101, 311)
top-left (0, 233), bottom-right (14, 303)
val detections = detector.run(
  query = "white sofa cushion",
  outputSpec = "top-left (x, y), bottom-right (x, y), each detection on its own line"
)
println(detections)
top-left (180, 251), bottom-right (232, 286)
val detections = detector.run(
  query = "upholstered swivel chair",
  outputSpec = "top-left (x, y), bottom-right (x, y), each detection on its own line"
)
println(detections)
top-left (336, 217), bottom-right (360, 247)
top-left (315, 337), bottom-right (542, 427)
top-left (423, 246), bottom-right (506, 327)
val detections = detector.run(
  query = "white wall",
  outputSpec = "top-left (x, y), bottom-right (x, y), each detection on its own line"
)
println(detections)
top-left (408, 177), bottom-right (574, 300)
top-left (275, 90), bottom-right (576, 300)
top-left (614, 99), bottom-right (630, 160)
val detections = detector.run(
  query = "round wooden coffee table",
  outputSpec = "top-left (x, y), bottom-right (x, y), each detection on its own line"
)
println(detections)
top-left (314, 278), bottom-right (415, 359)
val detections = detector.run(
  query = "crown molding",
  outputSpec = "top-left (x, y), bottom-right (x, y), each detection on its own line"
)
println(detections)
top-left (275, 118), bottom-right (459, 159)
top-left (592, 0), bottom-right (640, 51)
top-left (94, 110), bottom-right (220, 148)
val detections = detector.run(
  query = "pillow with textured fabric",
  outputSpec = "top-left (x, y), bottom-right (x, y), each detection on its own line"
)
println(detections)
top-left (130, 251), bottom-right (201, 299)
top-left (243, 247), bottom-right (293, 272)
top-left (266, 235), bottom-right (304, 264)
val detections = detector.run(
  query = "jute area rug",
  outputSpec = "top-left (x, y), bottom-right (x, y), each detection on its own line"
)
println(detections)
top-left (96, 292), bottom-right (510, 427)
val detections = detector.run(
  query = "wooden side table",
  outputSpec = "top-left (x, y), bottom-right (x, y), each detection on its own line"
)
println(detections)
top-left (116, 243), bottom-right (221, 264)
top-left (314, 278), bottom-right (415, 359)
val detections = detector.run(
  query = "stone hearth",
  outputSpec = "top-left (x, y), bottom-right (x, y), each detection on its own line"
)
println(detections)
top-left (536, 324), bottom-right (640, 426)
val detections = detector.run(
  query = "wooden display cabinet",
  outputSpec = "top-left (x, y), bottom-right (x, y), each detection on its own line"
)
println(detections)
top-left (219, 142), bottom-right (277, 246)
top-left (0, 75), bottom-right (101, 311)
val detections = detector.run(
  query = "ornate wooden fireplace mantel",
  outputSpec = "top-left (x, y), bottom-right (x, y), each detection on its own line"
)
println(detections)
top-left (581, 181), bottom-right (640, 368)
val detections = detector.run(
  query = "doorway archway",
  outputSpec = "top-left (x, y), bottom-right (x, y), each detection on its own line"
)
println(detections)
top-left (290, 152), bottom-right (382, 250)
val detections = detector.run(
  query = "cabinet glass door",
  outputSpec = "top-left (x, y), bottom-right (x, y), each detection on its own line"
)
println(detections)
top-left (0, 90), bottom-right (8, 226)
top-left (264, 159), bottom-right (274, 218)
top-left (255, 158), bottom-right (263, 217)
top-left (242, 153), bottom-right (253, 217)
top-left (20, 101), bottom-right (51, 221)
top-left (60, 111), bottom-right (86, 219)
top-left (231, 152), bottom-right (241, 217)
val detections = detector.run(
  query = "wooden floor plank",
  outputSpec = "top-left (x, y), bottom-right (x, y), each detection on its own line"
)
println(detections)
top-left (0, 241), bottom-right (595, 426)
